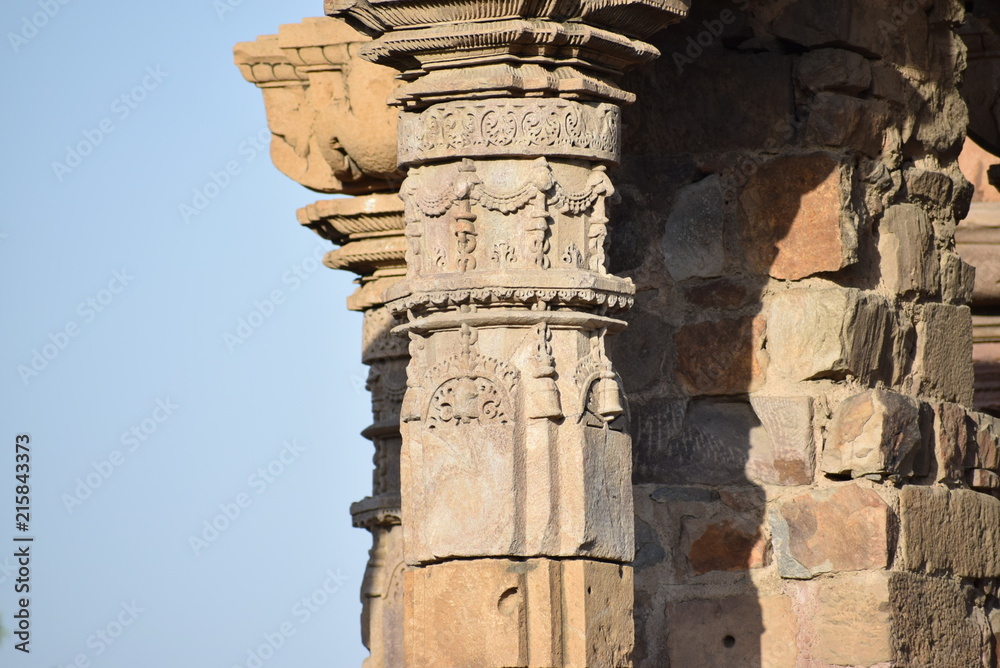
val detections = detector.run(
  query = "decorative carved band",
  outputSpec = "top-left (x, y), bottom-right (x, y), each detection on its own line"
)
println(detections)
top-left (398, 100), bottom-right (620, 165)
top-left (387, 284), bottom-right (634, 315)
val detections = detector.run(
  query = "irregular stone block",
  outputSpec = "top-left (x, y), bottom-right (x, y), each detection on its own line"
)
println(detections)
top-left (941, 251), bottom-right (977, 305)
top-left (683, 519), bottom-right (767, 576)
top-left (805, 93), bottom-right (890, 157)
top-left (674, 316), bottom-right (765, 396)
top-left (633, 484), bottom-right (766, 585)
top-left (767, 287), bottom-right (892, 384)
top-left (631, 399), bottom-right (688, 485)
top-left (908, 303), bottom-right (975, 407)
top-left (815, 573), bottom-right (892, 666)
top-left (822, 388), bottom-right (922, 479)
top-left (796, 48), bottom-right (872, 93)
top-left (878, 203), bottom-right (940, 296)
top-left (661, 175), bottom-right (725, 281)
top-left (681, 492), bottom-right (769, 577)
top-left (622, 47), bottom-right (794, 154)
top-left (666, 595), bottom-right (797, 668)
top-left (610, 292), bottom-right (672, 394)
top-left (636, 399), bottom-right (814, 487)
top-left (973, 413), bottom-right (1000, 471)
top-left (889, 572), bottom-right (988, 668)
top-left (739, 152), bottom-right (856, 280)
top-left (899, 486), bottom-right (1000, 578)
top-left (771, 0), bottom-right (931, 66)
top-left (770, 483), bottom-right (891, 579)
top-left (683, 278), bottom-right (754, 310)
top-left (749, 395), bottom-right (815, 485)
top-left (933, 402), bottom-right (972, 484)
top-left (635, 400), bottom-right (761, 486)
top-left (904, 167), bottom-right (954, 209)
top-left (405, 559), bottom-right (633, 667)
top-left (970, 468), bottom-right (1000, 491)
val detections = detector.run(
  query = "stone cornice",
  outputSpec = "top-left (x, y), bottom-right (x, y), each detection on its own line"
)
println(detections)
top-left (328, 0), bottom-right (687, 110)
top-left (358, 19), bottom-right (661, 73)
top-left (234, 17), bottom-right (371, 86)
top-left (326, 0), bottom-right (689, 39)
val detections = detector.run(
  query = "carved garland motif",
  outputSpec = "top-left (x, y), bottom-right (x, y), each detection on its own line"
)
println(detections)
top-left (400, 157), bottom-right (616, 275)
top-left (398, 99), bottom-right (621, 164)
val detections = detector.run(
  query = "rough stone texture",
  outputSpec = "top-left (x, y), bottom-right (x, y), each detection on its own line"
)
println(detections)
top-left (933, 402), bottom-right (972, 485)
top-left (970, 468), bottom-right (1000, 491)
top-left (909, 303), bottom-right (975, 407)
top-left (900, 486), bottom-right (1000, 578)
top-left (766, 288), bottom-right (892, 384)
top-left (673, 316), bottom-right (765, 396)
top-left (878, 203), bottom-right (940, 296)
top-left (665, 595), bottom-right (796, 668)
top-left (770, 0), bottom-right (934, 64)
top-left (805, 93), bottom-right (890, 158)
top-left (405, 559), bottom-right (634, 668)
top-left (973, 413), bottom-right (1000, 471)
top-left (662, 175), bottom-right (726, 281)
top-left (683, 518), bottom-right (767, 576)
top-left (940, 250), bottom-right (977, 305)
top-left (683, 278), bottom-right (754, 310)
top-left (770, 483), bottom-right (891, 579)
top-left (822, 388), bottom-right (922, 479)
top-left (748, 395), bottom-right (815, 486)
top-left (632, 484), bottom-right (766, 586)
top-left (796, 48), bottom-right (872, 94)
top-left (890, 572), bottom-right (987, 668)
top-left (905, 167), bottom-right (955, 208)
top-left (633, 398), bottom-right (815, 488)
top-left (815, 573), bottom-right (892, 666)
top-left (739, 152), bottom-right (856, 280)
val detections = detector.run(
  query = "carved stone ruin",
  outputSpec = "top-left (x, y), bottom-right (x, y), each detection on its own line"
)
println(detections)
top-left (237, 2), bottom-right (1000, 666)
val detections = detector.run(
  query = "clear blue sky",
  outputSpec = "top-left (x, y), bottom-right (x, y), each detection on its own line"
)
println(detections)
top-left (1, 1), bottom-right (375, 665)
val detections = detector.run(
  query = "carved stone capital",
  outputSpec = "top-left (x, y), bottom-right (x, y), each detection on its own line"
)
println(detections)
top-left (328, 0), bottom-right (687, 111)
top-left (234, 17), bottom-right (402, 194)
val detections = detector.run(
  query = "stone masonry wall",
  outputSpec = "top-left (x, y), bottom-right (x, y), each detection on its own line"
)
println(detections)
top-left (609, 0), bottom-right (1000, 665)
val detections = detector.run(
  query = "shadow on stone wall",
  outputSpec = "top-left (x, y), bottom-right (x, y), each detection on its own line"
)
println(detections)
top-left (604, 0), bottom-right (931, 664)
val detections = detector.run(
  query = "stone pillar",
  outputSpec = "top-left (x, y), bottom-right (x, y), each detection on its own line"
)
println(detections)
top-left (235, 18), bottom-right (409, 667)
top-left (325, 1), bottom-right (687, 665)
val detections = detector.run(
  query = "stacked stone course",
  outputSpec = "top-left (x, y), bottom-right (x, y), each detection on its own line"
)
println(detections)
top-left (614, 0), bottom-right (1000, 665)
